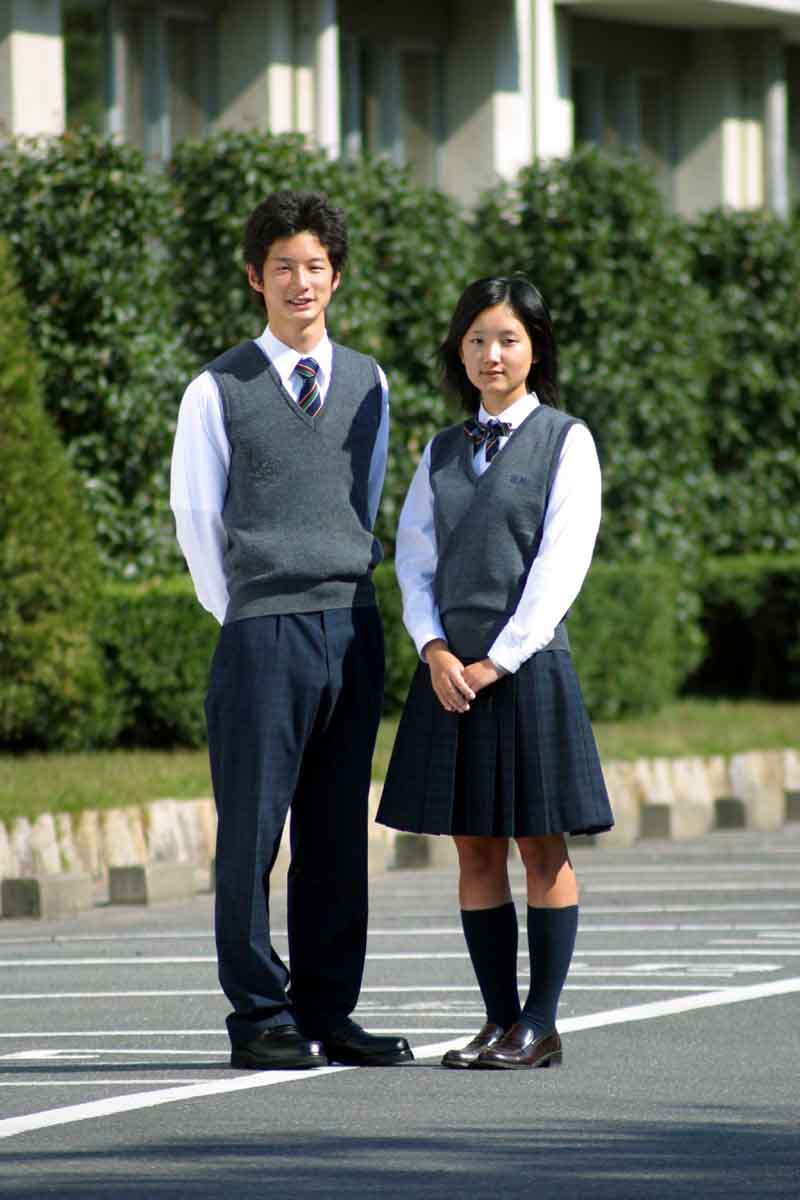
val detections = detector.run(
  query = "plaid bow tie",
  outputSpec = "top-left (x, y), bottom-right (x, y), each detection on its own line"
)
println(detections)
top-left (463, 417), bottom-right (513, 463)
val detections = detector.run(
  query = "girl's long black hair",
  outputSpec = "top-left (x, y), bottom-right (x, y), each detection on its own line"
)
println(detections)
top-left (438, 275), bottom-right (560, 412)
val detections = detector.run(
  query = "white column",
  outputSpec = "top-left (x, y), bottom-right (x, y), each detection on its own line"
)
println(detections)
top-left (104, 0), bottom-right (127, 140)
top-left (763, 32), bottom-right (789, 219)
top-left (267, 0), bottom-right (293, 134)
top-left (531, 0), bottom-right (572, 159)
top-left (340, 34), bottom-right (361, 158)
top-left (1, 0), bottom-right (65, 136)
top-left (493, 0), bottom-right (533, 179)
top-left (314, 0), bottom-right (340, 157)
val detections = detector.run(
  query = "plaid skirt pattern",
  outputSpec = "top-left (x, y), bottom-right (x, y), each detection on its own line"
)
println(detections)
top-left (376, 650), bottom-right (613, 838)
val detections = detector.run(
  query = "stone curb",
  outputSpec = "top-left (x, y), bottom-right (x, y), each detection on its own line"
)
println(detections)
top-left (1, 873), bottom-right (94, 920)
top-left (108, 862), bottom-right (198, 905)
top-left (1, 749), bottom-right (798, 909)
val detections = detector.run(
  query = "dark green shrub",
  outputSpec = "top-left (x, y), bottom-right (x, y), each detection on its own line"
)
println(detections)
top-left (474, 148), bottom-right (719, 671)
top-left (685, 555), bottom-right (800, 698)
top-left (377, 556), bottom-right (682, 720)
top-left (567, 561), bottom-right (681, 719)
top-left (0, 238), bottom-right (108, 749)
top-left (0, 131), bottom-right (195, 576)
top-left (685, 211), bottom-right (800, 556)
top-left (94, 578), bottom-right (218, 747)
top-left (372, 558), bottom-right (418, 713)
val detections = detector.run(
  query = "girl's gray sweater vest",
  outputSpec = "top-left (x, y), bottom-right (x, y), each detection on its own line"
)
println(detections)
top-left (208, 339), bottom-right (383, 623)
top-left (430, 405), bottom-right (580, 659)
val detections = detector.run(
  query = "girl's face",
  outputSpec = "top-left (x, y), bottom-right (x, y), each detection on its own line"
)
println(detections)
top-left (459, 303), bottom-right (535, 414)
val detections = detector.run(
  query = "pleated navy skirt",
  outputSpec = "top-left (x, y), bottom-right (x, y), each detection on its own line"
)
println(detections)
top-left (376, 650), bottom-right (613, 838)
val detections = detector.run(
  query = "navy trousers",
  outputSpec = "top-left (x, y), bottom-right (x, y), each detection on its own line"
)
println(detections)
top-left (205, 607), bottom-right (384, 1047)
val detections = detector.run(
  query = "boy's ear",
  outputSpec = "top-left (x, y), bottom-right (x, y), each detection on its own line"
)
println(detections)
top-left (246, 263), bottom-right (264, 294)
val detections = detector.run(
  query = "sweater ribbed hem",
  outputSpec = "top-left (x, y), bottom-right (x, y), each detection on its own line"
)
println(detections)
top-left (224, 577), bottom-right (376, 624)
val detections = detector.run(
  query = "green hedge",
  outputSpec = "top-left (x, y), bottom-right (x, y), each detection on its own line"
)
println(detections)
top-left (569, 561), bottom-right (681, 719)
top-left (92, 561), bottom-right (681, 747)
top-left (94, 578), bottom-right (218, 747)
top-left (685, 211), bottom-right (800, 556)
top-left (685, 555), bottom-right (800, 698)
top-left (0, 238), bottom-right (107, 749)
top-left (0, 132), bottom-right (195, 576)
top-left (475, 147), bottom-right (718, 576)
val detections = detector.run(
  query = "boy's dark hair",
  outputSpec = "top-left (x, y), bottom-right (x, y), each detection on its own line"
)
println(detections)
top-left (243, 191), bottom-right (349, 279)
top-left (438, 275), bottom-right (560, 412)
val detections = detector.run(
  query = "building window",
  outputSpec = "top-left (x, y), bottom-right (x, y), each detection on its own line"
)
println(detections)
top-left (339, 35), bottom-right (440, 186)
top-left (638, 74), bottom-right (672, 203)
top-left (167, 16), bottom-right (213, 145)
top-left (573, 64), bottom-right (672, 203)
top-left (398, 47), bottom-right (438, 187)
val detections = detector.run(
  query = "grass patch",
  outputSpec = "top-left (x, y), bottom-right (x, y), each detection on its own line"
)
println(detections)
top-left (0, 749), bottom-right (213, 825)
top-left (1, 700), bottom-right (798, 825)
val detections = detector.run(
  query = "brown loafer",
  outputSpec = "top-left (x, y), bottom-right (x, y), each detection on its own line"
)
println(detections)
top-left (474, 1022), bottom-right (562, 1070)
top-left (441, 1022), bottom-right (505, 1069)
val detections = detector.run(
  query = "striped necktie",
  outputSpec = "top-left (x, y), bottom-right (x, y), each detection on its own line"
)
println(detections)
top-left (294, 357), bottom-right (322, 416)
top-left (463, 417), bottom-right (512, 463)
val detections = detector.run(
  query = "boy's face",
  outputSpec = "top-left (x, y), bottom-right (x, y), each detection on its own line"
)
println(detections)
top-left (247, 231), bottom-right (340, 345)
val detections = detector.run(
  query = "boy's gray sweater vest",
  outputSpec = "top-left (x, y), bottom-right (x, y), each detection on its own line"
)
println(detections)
top-left (208, 339), bottom-right (383, 623)
top-left (430, 405), bottom-right (580, 659)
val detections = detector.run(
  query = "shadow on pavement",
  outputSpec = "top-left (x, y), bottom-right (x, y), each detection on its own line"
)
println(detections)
top-left (1, 1115), bottom-right (798, 1198)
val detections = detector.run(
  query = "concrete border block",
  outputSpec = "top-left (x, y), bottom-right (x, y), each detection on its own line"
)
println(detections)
top-left (714, 796), bottom-right (747, 829)
top-left (783, 750), bottom-right (800, 792)
top-left (389, 832), bottom-right (431, 869)
top-left (108, 862), bottom-right (198, 905)
top-left (670, 757), bottom-right (714, 840)
top-left (640, 803), bottom-right (672, 839)
top-left (30, 813), bottom-right (62, 874)
top-left (55, 813), bottom-right (83, 874)
top-left (730, 751), bottom-right (786, 831)
top-left (102, 808), bottom-right (147, 868)
top-left (1, 874), bottom-right (94, 919)
top-left (597, 761), bottom-right (639, 848)
top-left (145, 799), bottom-right (191, 864)
top-left (0, 821), bottom-right (19, 879)
top-left (10, 817), bottom-right (34, 876)
top-left (74, 809), bottom-right (103, 877)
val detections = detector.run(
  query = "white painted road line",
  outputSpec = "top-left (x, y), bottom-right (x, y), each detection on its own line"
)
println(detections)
top-left (3, 947), bottom-right (799, 968)
top-left (0, 1081), bottom-right (214, 1087)
top-left (0, 982), bottom-right (738, 1003)
top-left (2, 976), bottom-right (798, 1141)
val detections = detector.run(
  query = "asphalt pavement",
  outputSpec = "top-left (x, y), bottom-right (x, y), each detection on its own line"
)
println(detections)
top-left (0, 824), bottom-right (799, 1198)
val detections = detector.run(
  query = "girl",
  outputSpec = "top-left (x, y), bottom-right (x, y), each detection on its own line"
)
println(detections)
top-left (377, 275), bottom-right (613, 1070)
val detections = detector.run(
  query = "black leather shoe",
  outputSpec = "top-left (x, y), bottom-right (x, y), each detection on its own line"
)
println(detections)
top-left (230, 1024), bottom-right (327, 1070)
top-left (321, 1020), bottom-right (414, 1066)
top-left (475, 1022), bottom-right (562, 1070)
top-left (441, 1022), bottom-right (506, 1069)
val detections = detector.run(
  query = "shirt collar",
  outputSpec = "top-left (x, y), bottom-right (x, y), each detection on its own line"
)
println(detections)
top-left (478, 390), bottom-right (539, 429)
top-left (256, 325), bottom-right (333, 388)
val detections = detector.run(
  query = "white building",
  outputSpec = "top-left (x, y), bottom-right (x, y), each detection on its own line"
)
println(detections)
top-left (1, 0), bottom-right (798, 215)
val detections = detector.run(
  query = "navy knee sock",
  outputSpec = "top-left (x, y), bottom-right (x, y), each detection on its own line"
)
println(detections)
top-left (460, 902), bottom-right (522, 1030)
top-left (521, 904), bottom-right (579, 1036)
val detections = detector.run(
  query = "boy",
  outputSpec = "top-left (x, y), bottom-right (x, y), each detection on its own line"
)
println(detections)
top-left (171, 191), bottom-right (411, 1070)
